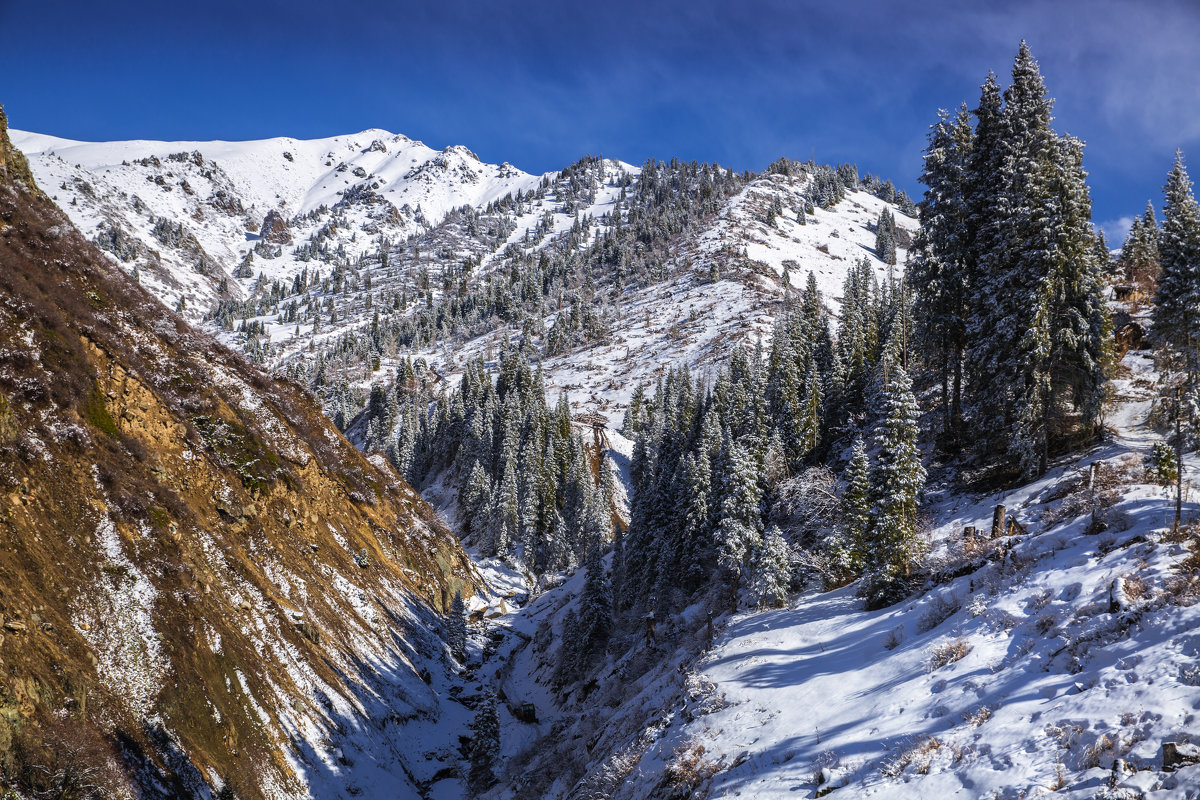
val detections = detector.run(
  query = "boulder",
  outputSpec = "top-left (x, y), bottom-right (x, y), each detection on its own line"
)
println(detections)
top-left (259, 210), bottom-right (292, 245)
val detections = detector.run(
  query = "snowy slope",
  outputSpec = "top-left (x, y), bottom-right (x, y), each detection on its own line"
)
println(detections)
top-left (540, 176), bottom-right (916, 416)
top-left (617, 350), bottom-right (1200, 799)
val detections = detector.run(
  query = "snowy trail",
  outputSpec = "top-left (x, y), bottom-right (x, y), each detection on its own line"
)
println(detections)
top-left (1108, 351), bottom-right (1159, 453)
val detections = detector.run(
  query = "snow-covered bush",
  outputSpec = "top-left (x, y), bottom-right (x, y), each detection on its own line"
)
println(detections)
top-left (1150, 441), bottom-right (1178, 486)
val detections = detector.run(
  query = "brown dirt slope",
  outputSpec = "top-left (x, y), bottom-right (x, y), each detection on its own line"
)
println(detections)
top-left (0, 105), bottom-right (475, 799)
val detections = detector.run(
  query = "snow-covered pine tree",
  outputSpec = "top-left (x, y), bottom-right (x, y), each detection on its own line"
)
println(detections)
top-left (963, 71), bottom-right (1009, 458)
top-left (766, 314), bottom-right (804, 465)
top-left (910, 104), bottom-right (973, 439)
top-left (1151, 153), bottom-right (1200, 529)
top-left (678, 450), bottom-right (713, 593)
top-left (838, 435), bottom-right (872, 574)
top-left (574, 545), bottom-right (613, 673)
top-left (517, 458), bottom-right (541, 569)
top-left (487, 454), bottom-right (519, 559)
top-left (798, 361), bottom-right (824, 458)
top-left (715, 441), bottom-right (764, 609)
top-left (467, 689), bottom-right (500, 793)
top-left (875, 208), bottom-right (898, 265)
top-left (1152, 153), bottom-right (1200, 379)
top-left (447, 592), bottom-right (468, 663)
top-left (749, 526), bottom-right (794, 609)
top-left (1119, 202), bottom-right (1160, 283)
top-left (1011, 133), bottom-right (1108, 477)
top-left (866, 363), bottom-right (925, 605)
top-left (460, 460), bottom-right (490, 542)
top-left (964, 42), bottom-right (1108, 476)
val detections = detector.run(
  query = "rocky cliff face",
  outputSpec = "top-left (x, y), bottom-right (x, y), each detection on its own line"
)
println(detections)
top-left (0, 107), bottom-right (38, 192)
top-left (0, 110), bottom-right (475, 799)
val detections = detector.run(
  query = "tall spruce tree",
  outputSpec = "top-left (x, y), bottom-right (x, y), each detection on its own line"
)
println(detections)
top-left (1151, 153), bottom-right (1200, 529)
top-left (715, 441), bottom-right (763, 609)
top-left (1012, 133), bottom-right (1108, 476)
top-left (1151, 153), bottom-right (1200, 372)
top-left (840, 436), bottom-right (873, 574)
top-left (963, 71), bottom-right (1010, 456)
top-left (468, 689), bottom-right (500, 793)
top-left (749, 526), bottom-right (793, 609)
top-left (956, 42), bottom-right (1109, 476)
top-left (911, 104), bottom-right (973, 438)
top-left (866, 363), bottom-right (925, 604)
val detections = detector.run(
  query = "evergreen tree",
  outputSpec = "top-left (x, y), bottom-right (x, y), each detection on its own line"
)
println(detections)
top-left (447, 592), bottom-right (468, 663)
top-left (1120, 201), bottom-right (1160, 283)
top-left (961, 42), bottom-right (1109, 476)
top-left (1151, 153), bottom-right (1200, 529)
top-left (575, 546), bottom-right (613, 671)
top-left (839, 435), bottom-right (873, 573)
top-left (467, 689), bottom-right (500, 793)
top-left (910, 104), bottom-right (973, 439)
top-left (866, 363), bottom-right (925, 604)
top-left (1151, 153), bottom-right (1200, 372)
top-left (962, 71), bottom-right (1009, 455)
top-left (714, 441), bottom-right (763, 608)
top-left (875, 208), bottom-right (898, 265)
top-left (749, 526), bottom-right (793, 609)
top-left (678, 450), bottom-right (713, 592)
top-left (798, 362), bottom-right (824, 458)
top-left (1012, 133), bottom-right (1108, 476)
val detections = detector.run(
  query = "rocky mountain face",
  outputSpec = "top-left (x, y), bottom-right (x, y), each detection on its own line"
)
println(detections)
top-left (0, 108), bottom-right (476, 800)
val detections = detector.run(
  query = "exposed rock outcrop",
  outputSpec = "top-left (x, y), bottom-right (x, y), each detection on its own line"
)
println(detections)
top-left (0, 109), bottom-right (474, 799)
top-left (258, 208), bottom-right (292, 244)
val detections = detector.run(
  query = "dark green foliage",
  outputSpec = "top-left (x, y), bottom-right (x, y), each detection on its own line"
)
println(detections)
top-left (467, 689), bottom-right (500, 794)
top-left (917, 42), bottom-right (1110, 477)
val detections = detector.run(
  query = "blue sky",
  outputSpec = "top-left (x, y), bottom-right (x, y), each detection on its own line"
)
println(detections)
top-left (3, 0), bottom-right (1199, 241)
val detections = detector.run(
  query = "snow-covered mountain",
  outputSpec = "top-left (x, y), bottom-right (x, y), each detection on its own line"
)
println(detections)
top-left (12, 128), bottom-right (544, 316)
top-left (14, 130), bottom-right (915, 425)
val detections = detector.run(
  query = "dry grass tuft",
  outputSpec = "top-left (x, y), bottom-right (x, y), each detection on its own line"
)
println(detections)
top-left (1121, 572), bottom-right (1149, 602)
top-left (963, 705), bottom-right (993, 728)
top-left (667, 740), bottom-right (720, 794)
top-left (880, 736), bottom-right (941, 778)
top-left (927, 638), bottom-right (972, 671)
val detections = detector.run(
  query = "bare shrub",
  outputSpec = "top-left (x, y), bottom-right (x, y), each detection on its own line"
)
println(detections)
top-left (963, 705), bottom-right (993, 728)
top-left (1083, 733), bottom-right (1115, 769)
top-left (927, 639), bottom-right (971, 671)
top-left (770, 466), bottom-right (839, 537)
top-left (1121, 572), bottom-right (1148, 602)
top-left (1179, 664), bottom-right (1200, 687)
top-left (880, 736), bottom-right (941, 778)
top-left (1026, 588), bottom-right (1054, 611)
top-left (573, 742), bottom-right (647, 800)
top-left (916, 593), bottom-right (961, 633)
top-left (667, 740), bottom-right (719, 794)
top-left (882, 626), bottom-right (904, 651)
top-left (809, 749), bottom-right (841, 785)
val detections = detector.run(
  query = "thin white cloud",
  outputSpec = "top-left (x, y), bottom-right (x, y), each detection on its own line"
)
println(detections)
top-left (1100, 215), bottom-right (1134, 245)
